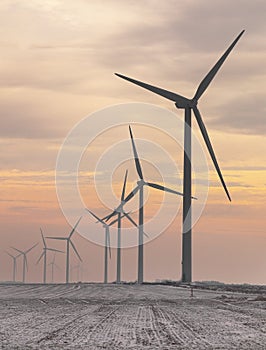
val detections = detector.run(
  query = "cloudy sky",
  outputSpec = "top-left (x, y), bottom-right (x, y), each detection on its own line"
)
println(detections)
top-left (0, 0), bottom-right (265, 284)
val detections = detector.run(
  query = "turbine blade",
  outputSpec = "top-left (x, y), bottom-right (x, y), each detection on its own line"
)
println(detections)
top-left (70, 240), bottom-right (82, 262)
top-left (86, 209), bottom-right (105, 225)
top-left (122, 211), bottom-right (149, 238)
top-left (193, 30), bottom-right (244, 101)
top-left (106, 226), bottom-right (111, 259)
top-left (11, 247), bottom-right (23, 254)
top-left (36, 251), bottom-right (45, 265)
top-left (193, 106), bottom-right (231, 201)
top-left (46, 248), bottom-right (64, 253)
top-left (40, 228), bottom-right (46, 247)
top-left (123, 211), bottom-right (138, 228)
top-left (129, 126), bottom-right (144, 180)
top-left (108, 215), bottom-right (119, 227)
top-left (147, 182), bottom-right (184, 197)
top-left (25, 243), bottom-right (38, 254)
top-left (69, 216), bottom-right (82, 238)
top-left (124, 184), bottom-right (140, 203)
top-left (104, 210), bottom-right (117, 222)
top-left (121, 169), bottom-right (128, 201)
top-left (115, 73), bottom-right (188, 105)
top-left (105, 185), bottom-right (140, 222)
top-left (5, 251), bottom-right (14, 258)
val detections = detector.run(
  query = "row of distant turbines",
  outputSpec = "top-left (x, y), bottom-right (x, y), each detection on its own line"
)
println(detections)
top-left (5, 30), bottom-right (244, 284)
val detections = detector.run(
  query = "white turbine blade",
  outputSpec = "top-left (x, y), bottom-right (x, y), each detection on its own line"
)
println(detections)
top-left (36, 251), bottom-right (45, 265)
top-left (123, 185), bottom-right (140, 205)
top-left (193, 30), bottom-right (245, 101)
top-left (106, 226), bottom-right (111, 259)
top-left (69, 216), bottom-right (82, 239)
top-left (25, 243), bottom-right (38, 254)
top-left (70, 240), bottom-right (82, 262)
top-left (115, 73), bottom-right (189, 105)
top-left (121, 169), bottom-right (128, 201)
top-left (147, 182), bottom-right (184, 197)
top-left (86, 209), bottom-right (105, 225)
top-left (129, 125), bottom-right (144, 180)
top-left (40, 228), bottom-right (46, 247)
top-left (193, 106), bottom-right (231, 201)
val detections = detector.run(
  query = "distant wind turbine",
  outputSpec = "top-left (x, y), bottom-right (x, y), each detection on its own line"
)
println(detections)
top-left (103, 169), bottom-right (148, 283)
top-left (11, 243), bottom-right (38, 283)
top-left (115, 30), bottom-right (244, 282)
top-left (86, 209), bottom-right (124, 284)
top-left (5, 251), bottom-right (21, 282)
top-left (36, 228), bottom-right (64, 284)
top-left (108, 126), bottom-right (185, 284)
top-left (46, 217), bottom-right (82, 283)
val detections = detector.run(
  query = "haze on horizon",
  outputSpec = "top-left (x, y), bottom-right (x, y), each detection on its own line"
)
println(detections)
top-left (0, 0), bottom-right (265, 285)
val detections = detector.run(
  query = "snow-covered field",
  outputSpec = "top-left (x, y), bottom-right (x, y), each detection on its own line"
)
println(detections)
top-left (0, 283), bottom-right (265, 349)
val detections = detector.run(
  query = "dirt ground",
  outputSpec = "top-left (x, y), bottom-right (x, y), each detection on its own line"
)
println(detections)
top-left (0, 283), bottom-right (265, 349)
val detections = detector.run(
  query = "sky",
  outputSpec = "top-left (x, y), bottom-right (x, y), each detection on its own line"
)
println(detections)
top-left (0, 0), bottom-right (265, 284)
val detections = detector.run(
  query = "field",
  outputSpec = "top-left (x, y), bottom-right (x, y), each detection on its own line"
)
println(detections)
top-left (0, 283), bottom-right (265, 349)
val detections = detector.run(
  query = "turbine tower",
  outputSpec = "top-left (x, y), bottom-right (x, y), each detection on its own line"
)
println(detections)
top-left (11, 243), bottom-right (38, 283)
top-left (108, 126), bottom-right (184, 284)
top-left (47, 217), bottom-right (82, 283)
top-left (48, 252), bottom-right (60, 283)
top-left (36, 228), bottom-right (64, 284)
top-left (103, 170), bottom-right (146, 283)
top-left (115, 30), bottom-right (244, 282)
top-left (5, 251), bottom-right (21, 282)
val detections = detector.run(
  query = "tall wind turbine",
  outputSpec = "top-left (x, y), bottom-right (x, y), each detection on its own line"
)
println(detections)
top-left (115, 31), bottom-right (244, 282)
top-left (103, 170), bottom-right (147, 283)
top-left (86, 209), bottom-right (121, 283)
top-left (36, 228), bottom-right (64, 284)
top-left (108, 126), bottom-right (185, 284)
top-left (46, 217), bottom-right (82, 283)
top-left (11, 243), bottom-right (38, 283)
top-left (5, 251), bottom-right (21, 282)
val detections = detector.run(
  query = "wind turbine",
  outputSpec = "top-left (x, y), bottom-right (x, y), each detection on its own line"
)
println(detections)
top-left (36, 228), bottom-right (64, 284)
top-left (108, 126), bottom-right (185, 284)
top-left (103, 170), bottom-right (147, 283)
top-left (11, 243), bottom-right (38, 283)
top-left (115, 30), bottom-right (244, 282)
top-left (46, 217), bottom-right (82, 283)
top-left (86, 209), bottom-right (122, 283)
top-left (5, 251), bottom-right (21, 282)
top-left (48, 252), bottom-right (60, 283)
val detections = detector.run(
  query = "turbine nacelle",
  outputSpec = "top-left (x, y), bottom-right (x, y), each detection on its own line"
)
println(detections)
top-left (175, 98), bottom-right (198, 109)
top-left (137, 179), bottom-right (146, 187)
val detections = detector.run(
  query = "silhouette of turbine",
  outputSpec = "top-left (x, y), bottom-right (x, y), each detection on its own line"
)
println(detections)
top-left (86, 209), bottom-right (124, 284)
top-left (46, 217), bottom-right (82, 283)
top-left (36, 228), bottom-right (64, 284)
top-left (5, 251), bottom-right (21, 282)
top-left (11, 243), bottom-right (38, 283)
top-left (115, 30), bottom-right (244, 282)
